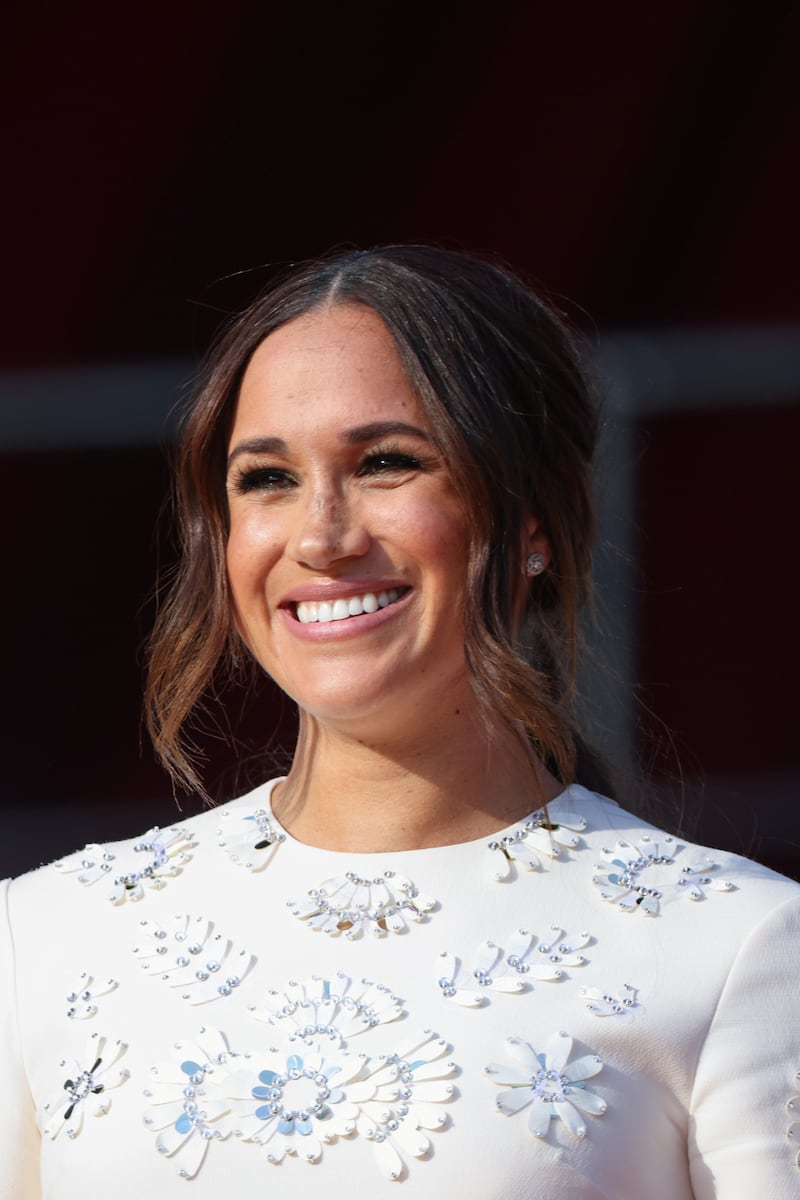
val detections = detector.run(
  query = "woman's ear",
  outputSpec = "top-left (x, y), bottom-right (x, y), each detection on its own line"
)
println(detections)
top-left (523, 516), bottom-right (552, 577)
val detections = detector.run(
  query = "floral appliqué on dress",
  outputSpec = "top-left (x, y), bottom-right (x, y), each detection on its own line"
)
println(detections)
top-left (592, 835), bottom-right (734, 916)
top-left (436, 926), bottom-right (591, 1006)
top-left (486, 1031), bottom-right (606, 1140)
top-left (288, 869), bottom-right (437, 938)
top-left (580, 983), bottom-right (641, 1017)
top-left (65, 972), bottom-right (118, 1020)
top-left (217, 806), bottom-right (286, 872)
top-left (484, 807), bottom-right (587, 882)
top-left (133, 914), bottom-right (255, 1004)
top-left (43, 1033), bottom-right (129, 1139)
top-left (144, 975), bottom-right (456, 1181)
top-left (230, 1028), bottom-right (455, 1179)
top-left (144, 1027), bottom-right (241, 1179)
top-left (249, 973), bottom-right (403, 1043)
top-left (56, 826), bottom-right (195, 904)
top-left (244, 976), bottom-right (453, 1178)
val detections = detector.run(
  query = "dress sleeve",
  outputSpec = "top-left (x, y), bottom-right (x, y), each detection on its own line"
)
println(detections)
top-left (689, 889), bottom-right (800, 1197)
top-left (0, 878), bottom-right (41, 1200)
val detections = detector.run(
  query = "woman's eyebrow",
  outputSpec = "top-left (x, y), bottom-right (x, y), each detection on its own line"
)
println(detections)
top-left (341, 421), bottom-right (430, 445)
top-left (227, 422), bottom-right (430, 470)
top-left (227, 436), bottom-right (287, 468)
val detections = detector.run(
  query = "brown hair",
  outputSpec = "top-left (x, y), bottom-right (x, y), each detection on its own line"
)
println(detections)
top-left (146, 246), bottom-right (604, 798)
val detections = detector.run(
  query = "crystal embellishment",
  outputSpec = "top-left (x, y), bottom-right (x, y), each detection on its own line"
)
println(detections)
top-left (65, 972), bottom-right (118, 1019)
top-left (231, 1028), bottom-right (455, 1178)
top-left (288, 870), bottom-right (437, 938)
top-left (593, 835), bottom-right (735, 916)
top-left (144, 1027), bottom-right (238, 1179)
top-left (218, 806), bottom-right (286, 872)
top-left (486, 1031), bottom-right (606, 1140)
top-left (145, 1015), bottom-right (456, 1180)
top-left (43, 1033), bottom-right (129, 1139)
top-left (56, 825), bottom-right (195, 904)
top-left (504, 926), bottom-right (592, 979)
top-left (580, 983), bottom-right (640, 1017)
top-left (484, 806), bottom-right (587, 882)
top-left (133, 914), bottom-right (255, 1004)
top-left (435, 926), bottom-right (590, 1007)
top-left (249, 973), bottom-right (404, 1044)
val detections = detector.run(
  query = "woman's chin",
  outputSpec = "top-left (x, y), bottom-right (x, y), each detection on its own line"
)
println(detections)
top-left (294, 690), bottom-right (402, 738)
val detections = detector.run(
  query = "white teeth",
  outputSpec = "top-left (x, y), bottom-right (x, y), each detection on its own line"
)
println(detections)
top-left (295, 589), bottom-right (402, 624)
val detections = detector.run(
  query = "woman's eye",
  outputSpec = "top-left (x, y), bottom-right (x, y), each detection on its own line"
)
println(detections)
top-left (231, 466), bottom-right (296, 494)
top-left (358, 451), bottom-right (424, 476)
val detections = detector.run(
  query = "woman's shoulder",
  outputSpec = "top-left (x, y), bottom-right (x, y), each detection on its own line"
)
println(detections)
top-left (4, 776), bottom-right (281, 913)
top-left (563, 783), bottom-right (800, 920)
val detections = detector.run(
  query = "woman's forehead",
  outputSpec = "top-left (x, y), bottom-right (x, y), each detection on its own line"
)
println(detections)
top-left (231, 304), bottom-right (425, 444)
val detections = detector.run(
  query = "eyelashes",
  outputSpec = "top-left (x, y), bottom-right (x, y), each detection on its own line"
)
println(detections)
top-left (230, 465), bottom-right (296, 494)
top-left (356, 448), bottom-right (427, 475)
top-left (229, 442), bottom-right (432, 495)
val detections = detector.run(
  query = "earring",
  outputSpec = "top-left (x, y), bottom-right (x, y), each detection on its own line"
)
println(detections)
top-left (526, 552), bottom-right (546, 577)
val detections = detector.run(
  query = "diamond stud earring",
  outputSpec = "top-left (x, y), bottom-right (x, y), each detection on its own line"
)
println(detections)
top-left (525, 552), bottom-right (546, 577)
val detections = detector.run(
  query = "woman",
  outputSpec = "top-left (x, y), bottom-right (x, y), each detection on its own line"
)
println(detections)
top-left (2, 247), bottom-right (798, 1197)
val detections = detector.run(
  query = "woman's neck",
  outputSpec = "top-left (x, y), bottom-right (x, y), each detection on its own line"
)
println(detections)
top-left (271, 708), bottom-right (563, 853)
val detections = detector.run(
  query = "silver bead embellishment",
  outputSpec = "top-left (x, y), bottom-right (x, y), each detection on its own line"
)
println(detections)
top-left (218, 807), bottom-right (286, 872)
top-left (289, 870), bottom-right (437, 938)
top-left (134, 914), bottom-right (254, 1004)
top-left (65, 972), bottom-right (118, 1019)
top-left (56, 825), bottom-right (195, 904)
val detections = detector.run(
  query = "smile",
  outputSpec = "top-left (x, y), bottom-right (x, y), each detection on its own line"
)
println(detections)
top-left (295, 588), bottom-right (407, 625)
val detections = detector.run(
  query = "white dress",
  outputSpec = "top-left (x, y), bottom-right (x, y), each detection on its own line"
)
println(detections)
top-left (2, 779), bottom-right (799, 1198)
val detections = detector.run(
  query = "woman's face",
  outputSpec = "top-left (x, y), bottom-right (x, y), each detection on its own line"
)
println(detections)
top-left (225, 303), bottom-right (474, 740)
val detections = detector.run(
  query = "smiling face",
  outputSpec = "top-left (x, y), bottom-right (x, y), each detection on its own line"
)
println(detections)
top-left (225, 303), bottom-right (474, 740)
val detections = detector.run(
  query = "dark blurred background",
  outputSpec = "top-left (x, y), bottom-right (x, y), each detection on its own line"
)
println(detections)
top-left (2, 0), bottom-right (798, 879)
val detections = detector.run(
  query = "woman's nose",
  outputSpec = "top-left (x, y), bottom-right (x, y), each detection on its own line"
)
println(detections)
top-left (288, 487), bottom-right (370, 569)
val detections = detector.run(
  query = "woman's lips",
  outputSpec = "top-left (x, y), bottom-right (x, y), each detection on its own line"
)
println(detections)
top-left (295, 587), bottom-right (407, 624)
top-left (278, 585), bottom-right (412, 641)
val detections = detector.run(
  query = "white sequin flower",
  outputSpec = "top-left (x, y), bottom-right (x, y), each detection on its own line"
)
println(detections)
top-left (484, 807), bottom-right (587, 882)
top-left (230, 1028), bottom-right (455, 1179)
top-left (289, 869), bottom-right (437, 938)
top-left (143, 1027), bottom-right (239, 1179)
top-left (229, 1043), bottom-right (367, 1163)
top-left (43, 1033), bottom-right (129, 1139)
top-left (672, 859), bottom-right (735, 901)
top-left (580, 983), bottom-right (640, 1017)
top-left (593, 835), bottom-right (734, 915)
top-left (436, 926), bottom-right (591, 1007)
top-left (354, 1029), bottom-right (457, 1180)
top-left (56, 825), bottom-right (195, 904)
top-left (65, 972), bottom-right (118, 1020)
top-left (133, 914), bottom-right (255, 1004)
top-left (217, 806), bottom-right (286, 872)
top-left (144, 994), bottom-right (455, 1182)
top-left (486, 1031), bottom-right (606, 1140)
top-left (435, 943), bottom-right (524, 1006)
top-left (247, 978), bottom-right (454, 1177)
top-left (504, 926), bottom-right (591, 980)
top-left (249, 974), bottom-right (404, 1044)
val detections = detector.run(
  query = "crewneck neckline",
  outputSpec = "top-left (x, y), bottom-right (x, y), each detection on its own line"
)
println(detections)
top-left (237, 774), bottom-right (585, 860)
